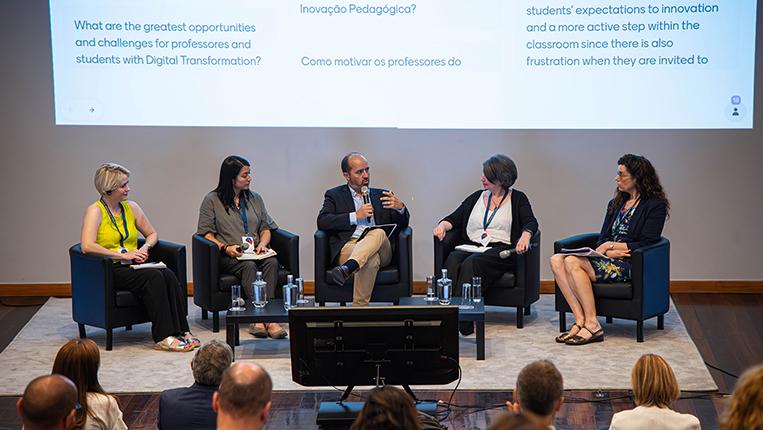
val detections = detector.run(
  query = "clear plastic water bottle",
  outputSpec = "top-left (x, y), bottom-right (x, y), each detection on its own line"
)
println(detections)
top-left (252, 271), bottom-right (267, 308)
top-left (283, 274), bottom-right (298, 310)
top-left (437, 269), bottom-right (452, 305)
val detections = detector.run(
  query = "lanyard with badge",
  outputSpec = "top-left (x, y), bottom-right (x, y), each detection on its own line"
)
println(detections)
top-left (239, 195), bottom-right (256, 252)
top-left (99, 198), bottom-right (129, 255)
top-left (480, 191), bottom-right (508, 246)
top-left (611, 200), bottom-right (637, 240)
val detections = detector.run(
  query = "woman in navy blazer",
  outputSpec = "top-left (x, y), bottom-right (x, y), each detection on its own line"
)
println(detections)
top-left (550, 154), bottom-right (669, 345)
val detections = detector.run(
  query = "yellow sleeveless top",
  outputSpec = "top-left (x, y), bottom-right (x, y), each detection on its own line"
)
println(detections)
top-left (95, 200), bottom-right (138, 252)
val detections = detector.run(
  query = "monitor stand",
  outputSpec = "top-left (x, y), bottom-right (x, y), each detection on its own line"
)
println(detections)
top-left (316, 384), bottom-right (438, 429)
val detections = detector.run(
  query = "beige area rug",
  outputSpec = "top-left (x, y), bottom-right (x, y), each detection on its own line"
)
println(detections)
top-left (0, 296), bottom-right (716, 395)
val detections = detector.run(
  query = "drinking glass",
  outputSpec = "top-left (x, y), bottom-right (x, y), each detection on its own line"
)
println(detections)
top-left (459, 283), bottom-right (474, 309)
top-left (296, 277), bottom-right (309, 304)
top-left (425, 276), bottom-right (437, 301)
top-left (229, 284), bottom-right (245, 311)
top-left (472, 276), bottom-right (482, 303)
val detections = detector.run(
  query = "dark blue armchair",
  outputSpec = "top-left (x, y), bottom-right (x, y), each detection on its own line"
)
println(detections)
top-left (69, 239), bottom-right (187, 350)
top-left (554, 233), bottom-right (670, 342)
top-left (192, 228), bottom-right (300, 332)
top-left (314, 226), bottom-right (413, 305)
top-left (434, 229), bottom-right (541, 328)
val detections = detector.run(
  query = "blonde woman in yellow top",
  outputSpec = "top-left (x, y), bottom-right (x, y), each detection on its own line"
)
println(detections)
top-left (80, 163), bottom-right (198, 352)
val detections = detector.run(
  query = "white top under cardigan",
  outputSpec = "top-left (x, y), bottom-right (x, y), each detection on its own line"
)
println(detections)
top-left (466, 190), bottom-right (512, 245)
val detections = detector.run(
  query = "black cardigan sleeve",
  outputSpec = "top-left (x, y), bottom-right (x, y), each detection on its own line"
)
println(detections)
top-left (512, 190), bottom-right (538, 243)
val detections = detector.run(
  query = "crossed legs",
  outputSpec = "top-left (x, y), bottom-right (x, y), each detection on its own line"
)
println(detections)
top-left (339, 229), bottom-right (392, 306)
top-left (549, 254), bottom-right (602, 341)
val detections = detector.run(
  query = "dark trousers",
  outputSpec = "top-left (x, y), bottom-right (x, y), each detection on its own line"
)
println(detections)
top-left (113, 266), bottom-right (189, 342)
top-left (444, 246), bottom-right (516, 295)
top-left (219, 256), bottom-right (279, 300)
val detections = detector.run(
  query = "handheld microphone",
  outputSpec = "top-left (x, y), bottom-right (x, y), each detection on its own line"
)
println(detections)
top-left (499, 243), bottom-right (537, 259)
top-left (361, 186), bottom-right (371, 222)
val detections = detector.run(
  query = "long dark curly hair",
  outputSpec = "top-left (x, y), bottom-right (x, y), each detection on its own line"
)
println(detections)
top-left (350, 386), bottom-right (421, 430)
top-left (609, 154), bottom-right (670, 217)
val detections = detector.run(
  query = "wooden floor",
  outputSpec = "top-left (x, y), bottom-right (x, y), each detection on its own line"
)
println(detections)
top-left (1, 293), bottom-right (761, 429)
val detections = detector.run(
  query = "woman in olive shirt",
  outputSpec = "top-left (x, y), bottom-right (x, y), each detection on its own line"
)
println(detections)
top-left (196, 156), bottom-right (286, 339)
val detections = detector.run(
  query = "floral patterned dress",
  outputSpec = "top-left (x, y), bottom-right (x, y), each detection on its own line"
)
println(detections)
top-left (590, 203), bottom-right (635, 282)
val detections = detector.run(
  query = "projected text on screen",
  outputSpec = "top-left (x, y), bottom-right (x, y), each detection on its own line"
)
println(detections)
top-left (48, 0), bottom-right (757, 128)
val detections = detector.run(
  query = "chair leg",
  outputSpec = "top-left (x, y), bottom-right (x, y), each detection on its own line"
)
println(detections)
top-left (516, 307), bottom-right (524, 328)
top-left (636, 320), bottom-right (644, 342)
top-left (606, 316), bottom-right (613, 324)
top-left (201, 309), bottom-right (208, 320)
top-left (125, 325), bottom-right (132, 331)
top-left (213, 312), bottom-right (220, 333)
top-left (657, 314), bottom-right (664, 330)
top-left (78, 324), bottom-right (86, 338)
top-left (559, 312), bottom-right (566, 332)
top-left (106, 329), bottom-right (113, 351)
top-left (524, 305), bottom-right (531, 316)
top-left (319, 302), bottom-right (326, 307)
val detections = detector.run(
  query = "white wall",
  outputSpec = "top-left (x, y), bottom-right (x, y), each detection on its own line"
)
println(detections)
top-left (1, 0), bottom-right (762, 283)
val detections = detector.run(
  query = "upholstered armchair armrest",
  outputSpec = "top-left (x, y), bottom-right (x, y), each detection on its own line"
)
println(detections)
top-left (515, 230), bottom-right (541, 289)
top-left (192, 234), bottom-right (219, 306)
top-left (553, 233), bottom-right (599, 254)
top-left (631, 237), bottom-right (670, 302)
top-left (69, 244), bottom-right (113, 325)
top-left (314, 229), bottom-right (330, 281)
top-left (270, 228), bottom-right (300, 278)
top-left (141, 239), bottom-right (187, 287)
top-left (395, 227), bottom-right (413, 293)
top-left (433, 228), bottom-right (462, 277)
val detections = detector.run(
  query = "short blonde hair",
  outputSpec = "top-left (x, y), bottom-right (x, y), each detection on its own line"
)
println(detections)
top-left (631, 354), bottom-right (680, 408)
top-left (721, 364), bottom-right (763, 430)
top-left (94, 163), bottom-right (130, 195)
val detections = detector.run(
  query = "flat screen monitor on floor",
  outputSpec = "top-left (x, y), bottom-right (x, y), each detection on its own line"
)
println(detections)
top-left (289, 306), bottom-right (459, 387)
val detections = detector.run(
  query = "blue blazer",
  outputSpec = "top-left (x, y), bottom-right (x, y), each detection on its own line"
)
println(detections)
top-left (596, 197), bottom-right (667, 250)
top-left (159, 382), bottom-right (218, 430)
top-left (317, 185), bottom-right (410, 263)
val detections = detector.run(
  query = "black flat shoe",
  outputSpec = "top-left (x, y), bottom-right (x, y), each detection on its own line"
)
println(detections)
top-left (565, 326), bottom-right (604, 346)
top-left (329, 265), bottom-right (352, 285)
top-left (555, 323), bottom-right (583, 343)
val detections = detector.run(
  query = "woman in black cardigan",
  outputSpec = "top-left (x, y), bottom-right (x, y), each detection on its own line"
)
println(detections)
top-left (433, 155), bottom-right (539, 305)
top-left (550, 154), bottom-right (669, 346)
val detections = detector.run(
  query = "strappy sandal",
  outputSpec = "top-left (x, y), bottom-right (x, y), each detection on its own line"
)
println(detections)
top-left (155, 336), bottom-right (194, 352)
top-left (182, 332), bottom-right (202, 349)
top-left (555, 323), bottom-right (583, 343)
top-left (565, 326), bottom-right (604, 346)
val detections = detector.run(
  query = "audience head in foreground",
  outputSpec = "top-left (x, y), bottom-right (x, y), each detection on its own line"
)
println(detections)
top-left (17, 374), bottom-right (78, 430)
top-left (609, 354), bottom-right (699, 430)
top-left (721, 363), bottom-right (763, 430)
top-left (193, 339), bottom-right (234, 386)
top-left (350, 385), bottom-right (421, 430)
top-left (158, 340), bottom-right (234, 430)
top-left (52, 339), bottom-right (128, 430)
top-left (213, 362), bottom-right (272, 430)
top-left (507, 360), bottom-right (563, 429)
